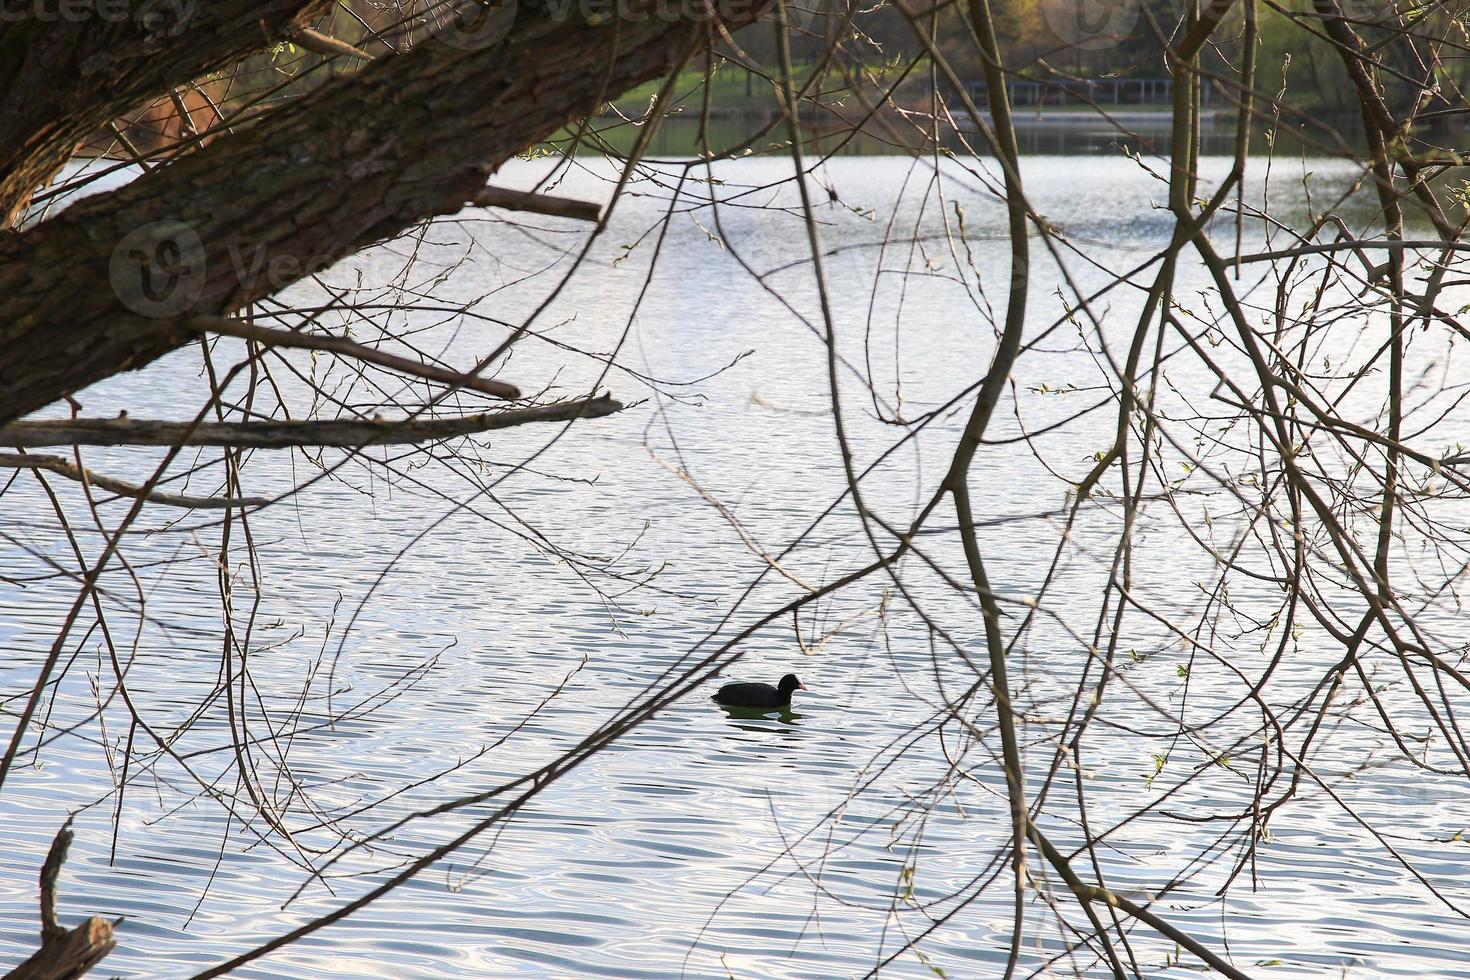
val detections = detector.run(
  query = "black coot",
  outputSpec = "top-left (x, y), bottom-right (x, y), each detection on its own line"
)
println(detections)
top-left (712, 673), bottom-right (808, 709)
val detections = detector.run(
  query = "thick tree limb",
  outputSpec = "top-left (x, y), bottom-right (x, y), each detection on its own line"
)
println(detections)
top-left (0, 0), bottom-right (332, 227)
top-left (0, 0), bottom-right (763, 425)
top-left (471, 186), bottom-right (602, 222)
top-left (0, 396), bottom-right (623, 449)
top-left (0, 453), bottom-right (268, 510)
top-left (184, 315), bottom-right (521, 399)
top-left (6, 820), bottom-right (118, 980)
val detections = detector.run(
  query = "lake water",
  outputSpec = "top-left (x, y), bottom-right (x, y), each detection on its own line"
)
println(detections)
top-left (3, 150), bottom-right (1470, 978)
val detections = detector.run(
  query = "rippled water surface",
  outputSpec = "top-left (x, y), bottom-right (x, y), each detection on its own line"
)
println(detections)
top-left (3, 154), bottom-right (1470, 978)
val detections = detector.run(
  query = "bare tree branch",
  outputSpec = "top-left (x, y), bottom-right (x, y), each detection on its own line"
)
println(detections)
top-left (0, 452), bottom-right (269, 509)
top-left (185, 315), bottom-right (521, 400)
top-left (0, 395), bottom-right (624, 449)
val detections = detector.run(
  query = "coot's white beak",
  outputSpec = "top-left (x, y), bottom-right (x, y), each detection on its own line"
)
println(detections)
top-left (799, 682), bottom-right (809, 691)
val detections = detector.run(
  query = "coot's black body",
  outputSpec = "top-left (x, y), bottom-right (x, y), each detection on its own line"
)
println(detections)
top-left (712, 673), bottom-right (807, 709)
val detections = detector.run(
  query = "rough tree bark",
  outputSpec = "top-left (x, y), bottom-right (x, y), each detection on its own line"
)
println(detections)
top-left (0, 0), bottom-right (333, 226)
top-left (0, 0), bottom-right (762, 427)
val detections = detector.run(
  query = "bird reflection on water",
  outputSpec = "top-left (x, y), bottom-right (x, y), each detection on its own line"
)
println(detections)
top-left (717, 703), bottom-right (805, 734)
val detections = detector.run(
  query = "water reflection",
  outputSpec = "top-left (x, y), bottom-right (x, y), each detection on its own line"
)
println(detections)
top-left (717, 704), bottom-right (805, 732)
top-left (3, 154), bottom-right (1468, 979)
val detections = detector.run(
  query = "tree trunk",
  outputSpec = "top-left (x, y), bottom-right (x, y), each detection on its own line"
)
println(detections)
top-left (0, 1), bottom-right (332, 227)
top-left (0, 2), bottom-right (757, 426)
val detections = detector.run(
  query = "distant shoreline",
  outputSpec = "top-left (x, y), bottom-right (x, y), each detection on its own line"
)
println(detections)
top-left (600, 105), bottom-right (1233, 127)
top-left (982, 108), bottom-right (1231, 126)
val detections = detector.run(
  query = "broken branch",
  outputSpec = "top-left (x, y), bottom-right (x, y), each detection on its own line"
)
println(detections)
top-left (471, 186), bottom-right (603, 223)
top-left (7, 820), bottom-right (118, 980)
top-left (289, 28), bottom-right (372, 60)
